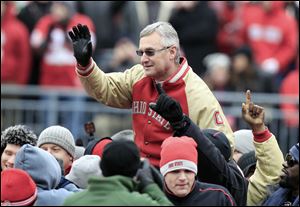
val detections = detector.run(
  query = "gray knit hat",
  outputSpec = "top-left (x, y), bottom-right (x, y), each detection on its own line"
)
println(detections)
top-left (1, 125), bottom-right (38, 149)
top-left (37, 126), bottom-right (75, 158)
top-left (111, 129), bottom-right (134, 142)
top-left (233, 129), bottom-right (255, 154)
top-left (66, 155), bottom-right (102, 188)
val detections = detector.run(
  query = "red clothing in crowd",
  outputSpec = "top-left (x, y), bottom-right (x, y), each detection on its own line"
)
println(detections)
top-left (239, 2), bottom-right (298, 74)
top-left (31, 14), bottom-right (95, 87)
top-left (280, 68), bottom-right (299, 127)
top-left (1, 2), bottom-right (31, 85)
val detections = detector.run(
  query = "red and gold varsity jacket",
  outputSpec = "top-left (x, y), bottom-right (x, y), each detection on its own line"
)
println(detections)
top-left (77, 57), bottom-right (234, 167)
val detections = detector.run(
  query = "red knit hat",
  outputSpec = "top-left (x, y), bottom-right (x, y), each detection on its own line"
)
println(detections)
top-left (1, 168), bottom-right (37, 206)
top-left (160, 136), bottom-right (198, 177)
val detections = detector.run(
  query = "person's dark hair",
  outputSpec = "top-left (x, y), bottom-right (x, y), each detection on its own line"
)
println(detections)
top-left (75, 138), bottom-right (84, 147)
top-left (1, 125), bottom-right (38, 150)
top-left (232, 45), bottom-right (253, 62)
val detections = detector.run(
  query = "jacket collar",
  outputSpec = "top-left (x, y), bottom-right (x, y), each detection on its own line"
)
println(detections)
top-left (165, 57), bottom-right (190, 84)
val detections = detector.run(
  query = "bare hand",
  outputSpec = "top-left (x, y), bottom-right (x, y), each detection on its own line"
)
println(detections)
top-left (242, 90), bottom-right (266, 133)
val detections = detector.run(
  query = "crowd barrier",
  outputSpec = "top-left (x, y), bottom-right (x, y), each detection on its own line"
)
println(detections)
top-left (1, 84), bottom-right (298, 154)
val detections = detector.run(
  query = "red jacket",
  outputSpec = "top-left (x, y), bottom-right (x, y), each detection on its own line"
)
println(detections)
top-left (31, 14), bottom-right (95, 87)
top-left (1, 2), bottom-right (31, 85)
top-left (239, 2), bottom-right (298, 73)
top-left (280, 68), bottom-right (299, 127)
top-left (77, 58), bottom-right (234, 167)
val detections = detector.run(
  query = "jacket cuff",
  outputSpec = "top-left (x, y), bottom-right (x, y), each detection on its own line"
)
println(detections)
top-left (253, 127), bottom-right (272, 143)
top-left (76, 58), bottom-right (94, 76)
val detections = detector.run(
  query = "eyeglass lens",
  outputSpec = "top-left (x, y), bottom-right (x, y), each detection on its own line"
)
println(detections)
top-left (136, 49), bottom-right (155, 57)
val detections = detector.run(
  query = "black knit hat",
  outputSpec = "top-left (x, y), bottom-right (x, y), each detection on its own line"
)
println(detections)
top-left (1, 125), bottom-right (38, 149)
top-left (100, 140), bottom-right (141, 178)
top-left (237, 150), bottom-right (256, 178)
top-left (202, 129), bottom-right (231, 161)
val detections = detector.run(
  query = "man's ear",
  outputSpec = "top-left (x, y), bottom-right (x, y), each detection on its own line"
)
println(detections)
top-left (169, 46), bottom-right (177, 60)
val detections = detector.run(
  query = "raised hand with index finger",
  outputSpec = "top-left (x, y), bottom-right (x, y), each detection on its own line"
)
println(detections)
top-left (242, 90), bottom-right (266, 133)
top-left (149, 83), bottom-right (186, 131)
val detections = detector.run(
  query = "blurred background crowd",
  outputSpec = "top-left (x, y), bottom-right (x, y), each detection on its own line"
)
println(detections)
top-left (1, 1), bottom-right (299, 154)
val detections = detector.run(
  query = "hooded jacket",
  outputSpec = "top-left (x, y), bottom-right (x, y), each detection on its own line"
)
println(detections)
top-left (14, 144), bottom-right (80, 206)
top-left (63, 175), bottom-right (172, 206)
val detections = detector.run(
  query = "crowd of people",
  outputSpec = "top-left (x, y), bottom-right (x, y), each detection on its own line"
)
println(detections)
top-left (1, 89), bottom-right (298, 206)
top-left (1, 1), bottom-right (299, 206)
top-left (1, 1), bottom-right (298, 88)
top-left (1, 1), bottom-right (299, 138)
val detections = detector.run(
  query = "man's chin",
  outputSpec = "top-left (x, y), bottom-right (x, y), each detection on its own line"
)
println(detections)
top-left (144, 71), bottom-right (154, 78)
top-left (279, 177), bottom-right (290, 188)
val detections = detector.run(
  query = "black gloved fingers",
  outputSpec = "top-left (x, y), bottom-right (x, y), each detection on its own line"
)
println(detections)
top-left (149, 102), bottom-right (156, 111)
top-left (68, 31), bottom-right (77, 42)
top-left (78, 24), bottom-right (89, 39)
top-left (158, 94), bottom-right (173, 110)
top-left (155, 83), bottom-right (165, 95)
top-left (72, 25), bottom-right (81, 39)
top-left (77, 24), bottom-right (86, 38)
top-left (82, 25), bottom-right (91, 39)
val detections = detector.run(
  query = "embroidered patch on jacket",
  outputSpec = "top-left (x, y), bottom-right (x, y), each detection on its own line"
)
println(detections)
top-left (214, 111), bottom-right (224, 125)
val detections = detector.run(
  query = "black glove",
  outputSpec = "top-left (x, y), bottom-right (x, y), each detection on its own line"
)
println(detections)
top-left (149, 164), bottom-right (164, 191)
top-left (149, 83), bottom-right (189, 132)
top-left (135, 159), bottom-right (154, 191)
top-left (68, 24), bottom-right (92, 67)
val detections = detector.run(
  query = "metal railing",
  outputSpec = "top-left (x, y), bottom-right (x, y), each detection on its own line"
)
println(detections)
top-left (1, 84), bottom-right (299, 154)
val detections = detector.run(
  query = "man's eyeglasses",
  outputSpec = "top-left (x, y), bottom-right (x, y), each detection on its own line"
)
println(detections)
top-left (136, 46), bottom-right (171, 57)
top-left (285, 153), bottom-right (298, 167)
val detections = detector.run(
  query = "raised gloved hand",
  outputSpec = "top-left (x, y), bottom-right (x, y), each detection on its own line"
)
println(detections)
top-left (149, 83), bottom-right (189, 132)
top-left (68, 24), bottom-right (92, 67)
top-left (135, 159), bottom-right (154, 191)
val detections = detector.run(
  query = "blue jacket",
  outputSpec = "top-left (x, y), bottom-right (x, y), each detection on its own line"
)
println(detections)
top-left (263, 185), bottom-right (299, 206)
top-left (14, 144), bottom-right (80, 206)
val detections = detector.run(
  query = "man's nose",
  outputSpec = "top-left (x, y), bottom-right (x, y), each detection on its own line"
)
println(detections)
top-left (6, 155), bottom-right (16, 168)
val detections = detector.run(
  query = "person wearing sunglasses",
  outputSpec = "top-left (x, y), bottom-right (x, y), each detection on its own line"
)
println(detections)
top-left (67, 21), bottom-right (234, 169)
top-left (261, 142), bottom-right (299, 206)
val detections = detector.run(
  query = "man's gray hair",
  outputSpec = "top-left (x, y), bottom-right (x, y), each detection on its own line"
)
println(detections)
top-left (140, 21), bottom-right (181, 64)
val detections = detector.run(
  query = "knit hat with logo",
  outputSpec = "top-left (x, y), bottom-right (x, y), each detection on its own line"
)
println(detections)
top-left (37, 126), bottom-right (75, 158)
top-left (1, 168), bottom-right (37, 206)
top-left (160, 136), bottom-right (198, 177)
